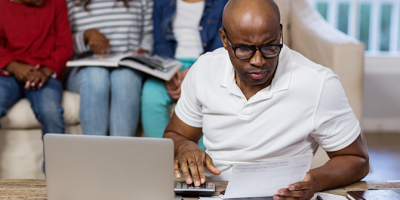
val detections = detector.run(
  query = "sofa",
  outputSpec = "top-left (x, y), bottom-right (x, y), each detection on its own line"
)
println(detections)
top-left (0, 0), bottom-right (364, 179)
top-left (0, 91), bottom-right (81, 179)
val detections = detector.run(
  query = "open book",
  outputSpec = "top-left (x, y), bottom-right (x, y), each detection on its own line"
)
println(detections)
top-left (66, 53), bottom-right (182, 81)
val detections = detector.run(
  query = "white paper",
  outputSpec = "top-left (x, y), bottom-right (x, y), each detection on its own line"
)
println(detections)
top-left (223, 153), bottom-right (313, 199)
top-left (200, 192), bottom-right (345, 200)
top-left (311, 192), bottom-right (347, 200)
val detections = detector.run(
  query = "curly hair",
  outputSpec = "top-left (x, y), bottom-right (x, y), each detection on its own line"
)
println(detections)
top-left (75, 0), bottom-right (130, 11)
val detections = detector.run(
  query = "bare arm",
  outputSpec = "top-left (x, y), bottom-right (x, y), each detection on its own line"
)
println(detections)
top-left (163, 113), bottom-right (220, 186)
top-left (275, 134), bottom-right (369, 200)
top-left (311, 135), bottom-right (369, 191)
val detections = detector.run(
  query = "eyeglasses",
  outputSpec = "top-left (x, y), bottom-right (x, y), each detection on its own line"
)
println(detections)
top-left (223, 25), bottom-right (283, 60)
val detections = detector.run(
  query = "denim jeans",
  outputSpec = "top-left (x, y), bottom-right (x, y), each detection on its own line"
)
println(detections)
top-left (0, 76), bottom-right (65, 135)
top-left (66, 67), bottom-right (143, 136)
top-left (141, 58), bottom-right (205, 150)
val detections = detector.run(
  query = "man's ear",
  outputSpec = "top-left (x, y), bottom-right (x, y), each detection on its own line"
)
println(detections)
top-left (219, 28), bottom-right (228, 50)
top-left (280, 23), bottom-right (283, 42)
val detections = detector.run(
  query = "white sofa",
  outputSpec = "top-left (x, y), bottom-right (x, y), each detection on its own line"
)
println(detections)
top-left (0, 91), bottom-right (81, 179)
top-left (0, 0), bottom-right (364, 179)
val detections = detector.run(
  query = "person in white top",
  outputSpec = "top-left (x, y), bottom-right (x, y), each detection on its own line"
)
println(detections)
top-left (164, 0), bottom-right (369, 199)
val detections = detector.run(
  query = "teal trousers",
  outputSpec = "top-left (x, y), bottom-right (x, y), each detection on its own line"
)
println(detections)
top-left (141, 58), bottom-right (205, 150)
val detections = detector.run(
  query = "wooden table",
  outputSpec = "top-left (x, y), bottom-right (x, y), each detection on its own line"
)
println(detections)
top-left (0, 179), bottom-right (399, 199)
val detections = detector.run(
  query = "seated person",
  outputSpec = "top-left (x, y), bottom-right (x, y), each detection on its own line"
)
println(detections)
top-left (163, 0), bottom-right (370, 199)
top-left (141, 0), bottom-right (228, 150)
top-left (0, 0), bottom-right (72, 136)
top-left (66, 0), bottom-right (153, 137)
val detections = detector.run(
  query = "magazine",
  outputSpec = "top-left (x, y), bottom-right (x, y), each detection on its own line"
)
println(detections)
top-left (66, 53), bottom-right (182, 81)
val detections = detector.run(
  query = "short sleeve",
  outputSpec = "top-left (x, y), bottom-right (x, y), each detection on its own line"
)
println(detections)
top-left (175, 61), bottom-right (203, 127)
top-left (311, 73), bottom-right (361, 152)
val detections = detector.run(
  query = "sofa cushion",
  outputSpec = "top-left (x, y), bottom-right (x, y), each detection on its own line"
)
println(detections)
top-left (0, 91), bottom-right (80, 129)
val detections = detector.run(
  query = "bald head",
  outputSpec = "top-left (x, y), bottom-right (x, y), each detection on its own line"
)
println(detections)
top-left (222, 0), bottom-right (280, 34)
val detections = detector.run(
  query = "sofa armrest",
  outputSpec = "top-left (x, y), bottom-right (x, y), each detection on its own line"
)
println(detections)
top-left (289, 0), bottom-right (365, 122)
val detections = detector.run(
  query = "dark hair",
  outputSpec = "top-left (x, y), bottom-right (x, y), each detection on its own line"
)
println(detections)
top-left (75, 0), bottom-right (130, 11)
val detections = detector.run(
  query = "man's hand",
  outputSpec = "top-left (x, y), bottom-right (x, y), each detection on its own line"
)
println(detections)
top-left (133, 48), bottom-right (149, 55)
top-left (165, 68), bottom-right (189, 100)
top-left (174, 141), bottom-right (220, 187)
top-left (84, 29), bottom-right (111, 58)
top-left (273, 172), bottom-right (317, 200)
top-left (4, 61), bottom-right (36, 82)
top-left (25, 67), bottom-right (53, 90)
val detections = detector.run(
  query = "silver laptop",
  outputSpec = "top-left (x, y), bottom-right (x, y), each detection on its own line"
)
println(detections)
top-left (44, 134), bottom-right (175, 200)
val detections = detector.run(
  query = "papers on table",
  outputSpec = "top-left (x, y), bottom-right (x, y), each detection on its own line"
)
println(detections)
top-left (222, 153), bottom-right (313, 199)
top-left (311, 192), bottom-right (348, 200)
top-left (199, 192), bottom-right (346, 200)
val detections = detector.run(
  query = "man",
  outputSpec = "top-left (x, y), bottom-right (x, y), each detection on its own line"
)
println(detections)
top-left (164, 0), bottom-right (369, 199)
top-left (0, 0), bottom-right (72, 138)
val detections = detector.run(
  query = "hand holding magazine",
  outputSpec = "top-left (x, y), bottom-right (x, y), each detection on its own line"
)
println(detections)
top-left (66, 53), bottom-right (182, 81)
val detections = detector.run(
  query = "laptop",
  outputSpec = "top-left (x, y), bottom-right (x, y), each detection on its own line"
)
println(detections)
top-left (44, 134), bottom-right (175, 200)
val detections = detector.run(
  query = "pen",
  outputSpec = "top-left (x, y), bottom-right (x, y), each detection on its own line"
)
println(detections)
top-left (316, 195), bottom-right (324, 200)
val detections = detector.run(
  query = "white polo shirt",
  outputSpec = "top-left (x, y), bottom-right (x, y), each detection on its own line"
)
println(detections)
top-left (175, 45), bottom-right (360, 181)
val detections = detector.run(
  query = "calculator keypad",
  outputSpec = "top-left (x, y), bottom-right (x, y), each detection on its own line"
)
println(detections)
top-left (174, 182), bottom-right (215, 197)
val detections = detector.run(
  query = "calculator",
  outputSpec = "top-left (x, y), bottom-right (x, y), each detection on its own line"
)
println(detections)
top-left (174, 182), bottom-right (215, 197)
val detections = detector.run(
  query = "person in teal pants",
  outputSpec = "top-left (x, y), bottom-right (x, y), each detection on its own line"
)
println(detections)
top-left (141, 0), bottom-right (228, 150)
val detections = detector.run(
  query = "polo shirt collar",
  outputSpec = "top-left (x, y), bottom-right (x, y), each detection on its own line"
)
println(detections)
top-left (219, 44), bottom-right (293, 97)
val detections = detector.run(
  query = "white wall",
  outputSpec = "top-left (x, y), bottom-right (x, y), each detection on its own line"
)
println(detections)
top-left (362, 54), bottom-right (400, 132)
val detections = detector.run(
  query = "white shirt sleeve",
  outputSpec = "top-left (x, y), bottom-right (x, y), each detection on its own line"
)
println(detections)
top-left (175, 62), bottom-right (203, 128)
top-left (311, 73), bottom-right (361, 152)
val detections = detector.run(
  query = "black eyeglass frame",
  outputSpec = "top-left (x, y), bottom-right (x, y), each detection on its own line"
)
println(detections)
top-left (223, 24), bottom-right (284, 60)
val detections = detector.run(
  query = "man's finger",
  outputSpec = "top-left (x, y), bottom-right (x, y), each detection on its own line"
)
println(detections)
top-left (179, 158), bottom-right (192, 184)
top-left (174, 159), bottom-right (182, 179)
top-left (204, 154), bottom-right (220, 175)
top-left (277, 188), bottom-right (308, 198)
top-left (289, 173), bottom-right (313, 191)
top-left (187, 154), bottom-right (201, 187)
top-left (272, 195), bottom-right (298, 200)
top-left (288, 181), bottom-right (312, 191)
top-left (195, 153), bottom-right (206, 184)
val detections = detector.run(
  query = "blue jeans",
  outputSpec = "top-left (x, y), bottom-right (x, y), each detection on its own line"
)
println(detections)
top-left (66, 67), bottom-right (143, 136)
top-left (0, 76), bottom-right (65, 135)
top-left (141, 58), bottom-right (205, 150)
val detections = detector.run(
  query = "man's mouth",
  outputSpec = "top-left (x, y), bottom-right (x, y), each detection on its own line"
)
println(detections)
top-left (248, 71), bottom-right (266, 80)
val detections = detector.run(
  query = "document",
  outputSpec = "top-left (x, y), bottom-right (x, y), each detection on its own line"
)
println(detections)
top-left (200, 192), bottom-right (346, 200)
top-left (222, 153), bottom-right (313, 199)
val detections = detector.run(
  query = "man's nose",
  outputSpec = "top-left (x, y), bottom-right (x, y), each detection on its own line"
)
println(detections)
top-left (249, 49), bottom-right (266, 67)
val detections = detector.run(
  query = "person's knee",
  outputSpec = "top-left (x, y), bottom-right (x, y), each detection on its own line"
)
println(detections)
top-left (80, 67), bottom-right (111, 95)
top-left (141, 79), bottom-right (170, 108)
top-left (111, 68), bottom-right (143, 88)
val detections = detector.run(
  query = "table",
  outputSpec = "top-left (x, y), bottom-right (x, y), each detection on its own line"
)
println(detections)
top-left (0, 179), bottom-right (399, 199)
